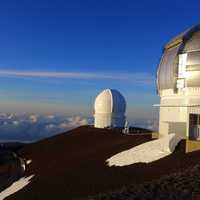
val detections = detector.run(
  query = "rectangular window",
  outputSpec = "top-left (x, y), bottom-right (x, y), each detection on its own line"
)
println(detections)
top-left (176, 53), bottom-right (187, 89)
top-left (178, 53), bottom-right (187, 78)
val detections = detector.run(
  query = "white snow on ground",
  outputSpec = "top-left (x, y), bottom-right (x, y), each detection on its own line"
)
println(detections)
top-left (107, 133), bottom-right (182, 167)
top-left (18, 157), bottom-right (26, 173)
top-left (0, 175), bottom-right (34, 200)
top-left (26, 160), bottom-right (32, 165)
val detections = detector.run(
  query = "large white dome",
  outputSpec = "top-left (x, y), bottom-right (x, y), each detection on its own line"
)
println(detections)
top-left (157, 24), bottom-right (200, 94)
top-left (94, 89), bottom-right (126, 128)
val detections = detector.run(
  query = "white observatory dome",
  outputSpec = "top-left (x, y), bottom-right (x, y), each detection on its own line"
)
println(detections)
top-left (157, 24), bottom-right (200, 94)
top-left (94, 89), bottom-right (126, 128)
top-left (156, 24), bottom-right (200, 140)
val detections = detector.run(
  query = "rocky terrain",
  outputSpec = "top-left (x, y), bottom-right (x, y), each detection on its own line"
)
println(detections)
top-left (2, 126), bottom-right (200, 200)
top-left (88, 164), bottom-right (200, 200)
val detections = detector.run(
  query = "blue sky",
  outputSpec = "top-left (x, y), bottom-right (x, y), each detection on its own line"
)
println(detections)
top-left (0, 0), bottom-right (200, 121)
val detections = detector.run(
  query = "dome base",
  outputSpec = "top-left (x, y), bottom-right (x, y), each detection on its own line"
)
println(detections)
top-left (94, 113), bottom-right (126, 129)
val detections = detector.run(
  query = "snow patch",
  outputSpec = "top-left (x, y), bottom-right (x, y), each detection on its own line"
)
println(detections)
top-left (0, 175), bottom-right (34, 199)
top-left (26, 160), bottom-right (32, 165)
top-left (21, 160), bottom-right (26, 172)
top-left (107, 133), bottom-right (182, 167)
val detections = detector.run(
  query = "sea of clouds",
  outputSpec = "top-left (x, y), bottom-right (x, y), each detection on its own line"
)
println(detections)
top-left (131, 118), bottom-right (158, 131)
top-left (0, 113), bottom-right (89, 142)
top-left (0, 112), bottom-right (158, 142)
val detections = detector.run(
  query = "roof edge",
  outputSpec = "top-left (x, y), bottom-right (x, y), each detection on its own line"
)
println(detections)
top-left (165, 24), bottom-right (200, 50)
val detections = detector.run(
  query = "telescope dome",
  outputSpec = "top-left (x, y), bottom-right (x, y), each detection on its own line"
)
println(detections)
top-left (157, 24), bottom-right (200, 94)
top-left (94, 89), bottom-right (126, 128)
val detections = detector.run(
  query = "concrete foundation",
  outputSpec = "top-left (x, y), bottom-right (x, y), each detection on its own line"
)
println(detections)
top-left (185, 140), bottom-right (200, 153)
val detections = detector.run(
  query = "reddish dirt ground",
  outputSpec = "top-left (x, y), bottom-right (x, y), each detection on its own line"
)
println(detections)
top-left (5, 126), bottom-right (200, 200)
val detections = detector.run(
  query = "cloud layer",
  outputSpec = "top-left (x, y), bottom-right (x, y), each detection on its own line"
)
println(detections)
top-left (0, 113), bottom-right (89, 142)
top-left (0, 112), bottom-right (158, 142)
top-left (0, 70), bottom-right (154, 85)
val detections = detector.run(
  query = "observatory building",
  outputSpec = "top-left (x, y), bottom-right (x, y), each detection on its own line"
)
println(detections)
top-left (94, 89), bottom-right (126, 128)
top-left (157, 25), bottom-right (200, 140)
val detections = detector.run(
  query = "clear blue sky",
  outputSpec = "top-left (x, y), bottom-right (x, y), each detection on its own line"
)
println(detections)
top-left (0, 0), bottom-right (199, 121)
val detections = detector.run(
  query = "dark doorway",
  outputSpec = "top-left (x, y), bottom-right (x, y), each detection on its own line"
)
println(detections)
top-left (189, 114), bottom-right (200, 140)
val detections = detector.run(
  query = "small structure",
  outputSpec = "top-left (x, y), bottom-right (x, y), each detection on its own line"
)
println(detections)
top-left (123, 120), bottom-right (130, 134)
top-left (156, 24), bottom-right (200, 141)
top-left (94, 89), bottom-right (126, 128)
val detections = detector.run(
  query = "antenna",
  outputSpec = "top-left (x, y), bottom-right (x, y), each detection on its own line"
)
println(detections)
top-left (123, 120), bottom-right (129, 134)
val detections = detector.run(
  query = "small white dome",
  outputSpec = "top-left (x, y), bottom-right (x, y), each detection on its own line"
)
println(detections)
top-left (94, 89), bottom-right (126, 128)
top-left (94, 89), bottom-right (126, 114)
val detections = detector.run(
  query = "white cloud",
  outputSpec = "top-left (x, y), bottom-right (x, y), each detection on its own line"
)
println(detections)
top-left (45, 124), bottom-right (57, 130)
top-left (0, 113), bottom-right (89, 141)
top-left (0, 112), bottom-right (158, 142)
top-left (0, 70), bottom-right (123, 80)
top-left (59, 116), bottom-right (88, 130)
top-left (3, 121), bottom-right (8, 125)
top-left (8, 114), bottom-right (15, 119)
top-left (12, 121), bottom-right (20, 126)
top-left (46, 115), bottom-right (55, 119)
top-left (59, 122), bottom-right (69, 129)
top-left (29, 115), bottom-right (38, 123)
top-left (0, 70), bottom-right (154, 85)
top-left (0, 113), bottom-right (8, 118)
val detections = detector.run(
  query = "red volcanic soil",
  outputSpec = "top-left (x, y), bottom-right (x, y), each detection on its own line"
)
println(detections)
top-left (6, 126), bottom-right (200, 200)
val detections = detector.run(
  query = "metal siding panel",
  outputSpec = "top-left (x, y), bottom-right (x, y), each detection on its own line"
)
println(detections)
top-left (184, 31), bottom-right (200, 51)
top-left (187, 51), bottom-right (200, 66)
top-left (186, 71), bottom-right (200, 87)
top-left (158, 46), bottom-right (180, 90)
top-left (186, 51), bottom-right (200, 87)
top-left (187, 65), bottom-right (200, 71)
